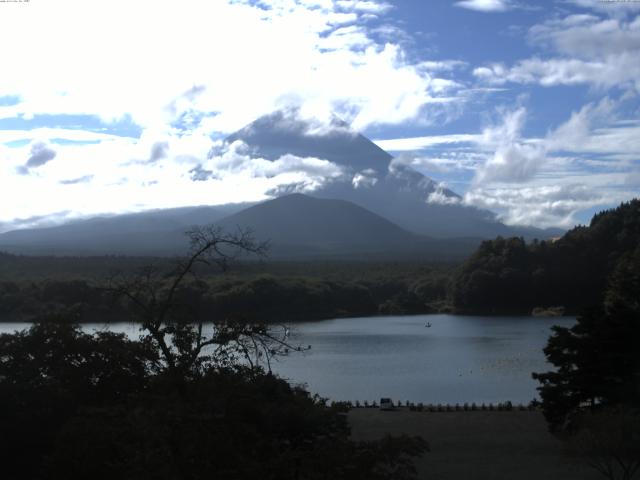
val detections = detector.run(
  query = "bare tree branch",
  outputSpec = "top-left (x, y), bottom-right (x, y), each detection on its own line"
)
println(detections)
top-left (99, 225), bottom-right (285, 380)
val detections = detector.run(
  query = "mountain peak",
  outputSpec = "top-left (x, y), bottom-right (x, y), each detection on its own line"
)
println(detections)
top-left (224, 108), bottom-right (392, 172)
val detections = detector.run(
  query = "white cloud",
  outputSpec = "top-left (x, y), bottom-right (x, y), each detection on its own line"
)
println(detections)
top-left (0, 136), bottom-right (350, 231)
top-left (206, 141), bottom-right (346, 181)
top-left (0, 0), bottom-right (461, 135)
top-left (473, 13), bottom-right (640, 90)
top-left (391, 152), bottom-right (481, 174)
top-left (454, 0), bottom-right (510, 12)
top-left (373, 93), bottom-right (638, 228)
top-left (373, 133), bottom-right (480, 151)
top-left (476, 143), bottom-right (545, 183)
top-left (462, 184), bottom-right (611, 228)
top-left (0, 0), bottom-right (473, 230)
top-left (529, 14), bottom-right (640, 58)
top-left (352, 168), bottom-right (378, 188)
top-left (445, 98), bottom-right (640, 226)
top-left (473, 55), bottom-right (640, 90)
top-left (418, 60), bottom-right (468, 72)
top-left (0, 128), bottom-right (133, 144)
top-left (336, 1), bottom-right (393, 14)
top-left (567, 0), bottom-right (640, 13)
top-left (427, 185), bottom-right (462, 205)
top-left (473, 107), bottom-right (547, 184)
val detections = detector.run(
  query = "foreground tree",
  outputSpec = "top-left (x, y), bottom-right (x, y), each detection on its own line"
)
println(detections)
top-left (533, 247), bottom-right (640, 479)
top-left (105, 226), bottom-right (296, 379)
top-left (1, 226), bottom-right (428, 479)
top-left (533, 247), bottom-right (640, 431)
top-left (0, 319), bottom-right (157, 480)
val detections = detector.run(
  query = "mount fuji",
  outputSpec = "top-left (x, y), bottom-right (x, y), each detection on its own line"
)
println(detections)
top-left (0, 109), bottom-right (561, 257)
top-left (223, 109), bottom-right (557, 239)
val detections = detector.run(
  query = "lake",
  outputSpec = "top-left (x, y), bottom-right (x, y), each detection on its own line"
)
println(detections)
top-left (0, 314), bottom-right (573, 404)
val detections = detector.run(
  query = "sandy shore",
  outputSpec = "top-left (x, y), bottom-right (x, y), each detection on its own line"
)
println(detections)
top-left (349, 409), bottom-right (600, 480)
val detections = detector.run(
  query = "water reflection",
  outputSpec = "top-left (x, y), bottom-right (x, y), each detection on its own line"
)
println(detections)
top-left (0, 314), bottom-right (574, 404)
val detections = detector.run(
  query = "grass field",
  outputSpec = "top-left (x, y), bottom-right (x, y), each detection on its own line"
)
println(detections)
top-left (349, 409), bottom-right (600, 480)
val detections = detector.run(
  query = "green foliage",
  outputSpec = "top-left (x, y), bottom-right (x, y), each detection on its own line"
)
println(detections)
top-left (0, 322), bottom-right (427, 480)
top-left (0, 320), bottom-right (157, 480)
top-left (452, 199), bottom-right (640, 314)
top-left (0, 262), bottom-right (456, 323)
top-left (532, 246), bottom-right (640, 431)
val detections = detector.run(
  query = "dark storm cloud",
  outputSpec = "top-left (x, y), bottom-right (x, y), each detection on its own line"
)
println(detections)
top-left (26, 142), bottom-right (57, 168)
top-left (189, 164), bottom-right (216, 181)
top-left (149, 141), bottom-right (169, 163)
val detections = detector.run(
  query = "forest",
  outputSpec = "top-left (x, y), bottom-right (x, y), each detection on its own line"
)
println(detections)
top-left (451, 199), bottom-right (640, 315)
top-left (0, 256), bottom-right (453, 323)
top-left (1, 200), bottom-right (639, 323)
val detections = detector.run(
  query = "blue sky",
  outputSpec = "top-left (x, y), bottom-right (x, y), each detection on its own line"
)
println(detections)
top-left (1, 0), bottom-right (639, 232)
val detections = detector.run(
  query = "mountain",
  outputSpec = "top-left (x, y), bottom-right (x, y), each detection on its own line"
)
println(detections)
top-left (225, 109), bottom-right (405, 173)
top-left (0, 204), bottom-right (249, 256)
top-left (226, 109), bottom-right (561, 240)
top-left (218, 193), bottom-right (413, 246)
top-left (0, 194), bottom-right (479, 260)
top-left (215, 194), bottom-right (478, 259)
top-left (0, 109), bottom-right (562, 257)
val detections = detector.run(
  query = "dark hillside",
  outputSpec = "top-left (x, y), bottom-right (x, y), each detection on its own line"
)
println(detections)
top-left (451, 199), bottom-right (640, 314)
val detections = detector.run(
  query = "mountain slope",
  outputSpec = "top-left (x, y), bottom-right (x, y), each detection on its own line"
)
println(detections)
top-left (215, 194), bottom-right (479, 259)
top-left (0, 204), bottom-right (250, 256)
top-left (225, 109), bottom-right (397, 173)
top-left (224, 109), bottom-right (560, 239)
top-left (216, 193), bottom-right (415, 249)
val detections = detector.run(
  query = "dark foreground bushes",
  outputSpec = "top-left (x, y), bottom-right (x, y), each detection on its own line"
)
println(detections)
top-left (0, 322), bottom-right (427, 480)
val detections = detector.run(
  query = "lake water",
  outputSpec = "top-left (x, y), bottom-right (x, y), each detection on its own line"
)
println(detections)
top-left (0, 314), bottom-right (573, 404)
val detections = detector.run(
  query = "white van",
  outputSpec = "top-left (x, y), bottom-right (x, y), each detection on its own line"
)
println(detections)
top-left (380, 397), bottom-right (394, 411)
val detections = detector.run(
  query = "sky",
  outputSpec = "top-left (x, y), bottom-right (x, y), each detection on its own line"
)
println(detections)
top-left (0, 0), bottom-right (639, 232)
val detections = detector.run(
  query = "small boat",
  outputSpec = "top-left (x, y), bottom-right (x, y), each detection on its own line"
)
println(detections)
top-left (425, 322), bottom-right (432, 328)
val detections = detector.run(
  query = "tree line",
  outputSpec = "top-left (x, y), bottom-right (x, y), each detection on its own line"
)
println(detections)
top-left (0, 267), bottom-right (453, 323)
top-left (451, 200), bottom-right (640, 314)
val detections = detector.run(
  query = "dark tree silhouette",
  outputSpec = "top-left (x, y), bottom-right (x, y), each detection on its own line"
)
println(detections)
top-left (533, 247), bottom-right (640, 431)
top-left (0, 226), bottom-right (429, 480)
top-left (0, 320), bottom-right (157, 480)
top-left (452, 199), bottom-right (640, 315)
top-left (104, 226), bottom-right (307, 379)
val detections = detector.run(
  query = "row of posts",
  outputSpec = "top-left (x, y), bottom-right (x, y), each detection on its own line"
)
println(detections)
top-left (329, 400), bottom-right (538, 411)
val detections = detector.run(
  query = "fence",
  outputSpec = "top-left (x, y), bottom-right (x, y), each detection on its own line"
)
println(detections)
top-left (329, 400), bottom-right (538, 412)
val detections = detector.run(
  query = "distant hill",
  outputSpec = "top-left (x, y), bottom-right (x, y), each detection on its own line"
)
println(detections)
top-left (214, 193), bottom-right (476, 259)
top-left (217, 193), bottom-right (415, 248)
top-left (0, 204), bottom-right (249, 256)
top-left (0, 194), bottom-right (480, 260)
top-left (215, 194), bottom-right (480, 260)
top-left (451, 199), bottom-right (640, 314)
